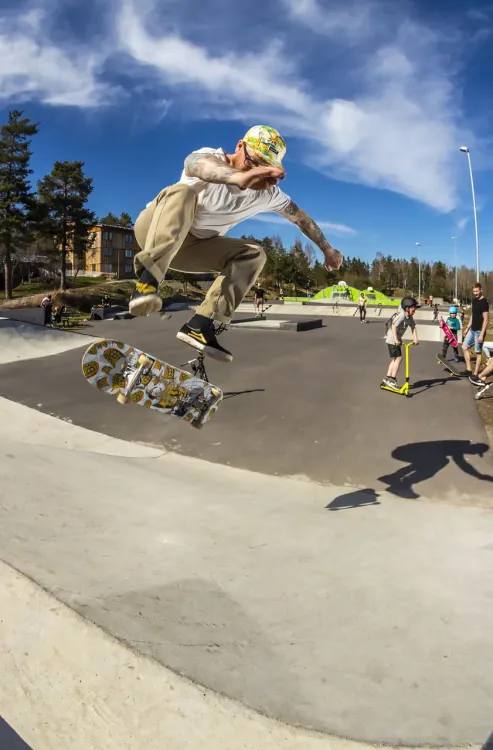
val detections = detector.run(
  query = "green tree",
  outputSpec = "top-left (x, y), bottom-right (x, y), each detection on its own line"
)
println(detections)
top-left (0, 110), bottom-right (39, 299)
top-left (312, 259), bottom-right (331, 288)
top-left (288, 239), bottom-right (312, 292)
top-left (100, 211), bottom-right (133, 227)
top-left (118, 211), bottom-right (133, 227)
top-left (37, 161), bottom-right (96, 290)
top-left (99, 211), bottom-right (119, 225)
top-left (431, 260), bottom-right (448, 298)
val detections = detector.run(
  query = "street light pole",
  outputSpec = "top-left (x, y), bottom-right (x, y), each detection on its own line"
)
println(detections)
top-left (460, 146), bottom-right (480, 283)
top-left (415, 242), bottom-right (422, 301)
top-left (451, 236), bottom-right (458, 302)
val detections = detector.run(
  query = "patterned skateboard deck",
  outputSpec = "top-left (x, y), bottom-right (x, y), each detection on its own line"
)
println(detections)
top-left (439, 318), bottom-right (459, 348)
top-left (82, 339), bottom-right (223, 428)
top-left (436, 355), bottom-right (464, 378)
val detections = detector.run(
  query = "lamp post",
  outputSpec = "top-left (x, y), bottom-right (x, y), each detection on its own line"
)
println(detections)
top-left (459, 146), bottom-right (480, 283)
top-left (415, 242), bottom-right (422, 301)
top-left (451, 236), bottom-right (458, 302)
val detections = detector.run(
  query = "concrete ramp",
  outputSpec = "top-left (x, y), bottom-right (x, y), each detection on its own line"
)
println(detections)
top-left (1, 398), bottom-right (493, 749)
top-left (0, 318), bottom-right (90, 364)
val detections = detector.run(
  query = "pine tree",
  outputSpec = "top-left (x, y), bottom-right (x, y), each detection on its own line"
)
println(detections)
top-left (99, 212), bottom-right (119, 225)
top-left (0, 110), bottom-right (38, 299)
top-left (99, 211), bottom-right (133, 227)
top-left (37, 161), bottom-right (96, 290)
top-left (118, 211), bottom-right (133, 227)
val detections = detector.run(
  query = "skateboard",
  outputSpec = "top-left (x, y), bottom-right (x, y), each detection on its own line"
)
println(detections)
top-left (439, 318), bottom-right (459, 348)
top-left (436, 355), bottom-right (464, 377)
top-left (82, 339), bottom-right (223, 429)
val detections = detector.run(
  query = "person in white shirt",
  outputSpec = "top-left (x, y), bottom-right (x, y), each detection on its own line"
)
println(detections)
top-left (129, 125), bottom-right (343, 363)
top-left (357, 294), bottom-right (367, 323)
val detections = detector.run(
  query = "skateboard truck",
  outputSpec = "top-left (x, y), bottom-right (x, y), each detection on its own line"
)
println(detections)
top-left (181, 353), bottom-right (209, 382)
top-left (117, 353), bottom-right (153, 404)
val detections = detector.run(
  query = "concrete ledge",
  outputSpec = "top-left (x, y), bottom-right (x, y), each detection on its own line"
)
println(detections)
top-left (280, 318), bottom-right (323, 331)
top-left (231, 317), bottom-right (323, 331)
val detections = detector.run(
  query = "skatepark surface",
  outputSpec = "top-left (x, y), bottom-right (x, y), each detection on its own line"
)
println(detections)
top-left (1, 313), bottom-right (493, 750)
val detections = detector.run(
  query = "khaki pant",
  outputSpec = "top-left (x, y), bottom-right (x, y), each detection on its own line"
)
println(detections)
top-left (133, 183), bottom-right (266, 324)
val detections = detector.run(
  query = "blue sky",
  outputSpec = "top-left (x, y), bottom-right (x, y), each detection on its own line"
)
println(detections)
top-left (1, 0), bottom-right (493, 270)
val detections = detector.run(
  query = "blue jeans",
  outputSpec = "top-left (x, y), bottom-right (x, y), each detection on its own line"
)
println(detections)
top-left (463, 329), bottom-right (483, 354)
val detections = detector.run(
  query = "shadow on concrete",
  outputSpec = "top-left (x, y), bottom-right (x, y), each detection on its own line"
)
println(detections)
top-left (378, 440), bottom-right (493, 499)
top-left (411, 376), bottom-right (461, 394)
top-left (223, 388), bottom-right (265, 401)
top-left (326, 488), bottom-right (381, 511)
top-left (482, 731), bottom-right (493, 750)
top-left (0, 717), bottom-right (33, 749)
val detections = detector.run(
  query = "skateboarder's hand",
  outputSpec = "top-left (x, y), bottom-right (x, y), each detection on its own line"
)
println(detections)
top-left (479, 335), bottom-right (484, 344)
top-left (323, 248), bottom-right (343, 271)
top-left (228, 165), bottom-right (286, 191)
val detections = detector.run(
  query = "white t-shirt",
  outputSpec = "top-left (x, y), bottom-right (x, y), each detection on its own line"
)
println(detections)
top-left (178, 147), bottom-right (290, 239)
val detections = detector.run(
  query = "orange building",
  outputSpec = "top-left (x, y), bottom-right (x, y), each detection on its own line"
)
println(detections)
top-left (71, 224), bottom-right (139, 279)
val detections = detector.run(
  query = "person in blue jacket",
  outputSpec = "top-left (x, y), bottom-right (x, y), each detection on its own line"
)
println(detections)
top-left (441, 306), bottom-right (462, 362)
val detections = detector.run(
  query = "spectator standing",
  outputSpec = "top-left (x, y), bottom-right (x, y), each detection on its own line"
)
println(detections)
top-left (462, 283), bottom-right (489, 385)
top-left (357, 293), bottom-right (367, 323)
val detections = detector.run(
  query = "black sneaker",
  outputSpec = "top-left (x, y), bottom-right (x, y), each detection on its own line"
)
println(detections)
top-left (176, 314), bottom-right (233, 363)
top-left (129, 270), bottom-right (162, 316)
top-left (469, 374), bottom-right (483, 386)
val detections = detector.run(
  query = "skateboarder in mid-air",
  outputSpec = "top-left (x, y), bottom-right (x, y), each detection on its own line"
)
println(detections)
top-left (440, 306), bottom-right (461, 362)
top-left (382, 297), bottom-right (420, 390)
top-left (129, 125), bottom-right (343, 362)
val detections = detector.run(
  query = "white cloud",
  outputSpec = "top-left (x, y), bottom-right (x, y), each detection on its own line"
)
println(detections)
top-left (467, 8), bottom-right (490, 22)
top-left (0, 0), bottom-right (479, 214)
top-left (113, 0), bottom-right (472, 212)
top-left (280, 0), bottom-right (375, 42)
top-left (0, 8), bottom-right (118, 106)
top-left (252, 213), bottom-right (357, 236)
top-left (457, 217), bottom-right (470, 231)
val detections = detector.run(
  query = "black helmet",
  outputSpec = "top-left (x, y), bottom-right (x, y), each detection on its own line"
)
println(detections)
top-left (401, 296), bottom-right (418, 310)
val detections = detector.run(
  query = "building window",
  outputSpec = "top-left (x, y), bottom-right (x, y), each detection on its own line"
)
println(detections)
top-left (125, 264), bottom-right (133, 273)
top-left (91, 264), bottom-right (96, 272)
top-left (125, 249), bottom-right (133, 258)
top-left (103, 231), bottom-right (113, 241)
top-left (102, 264), bottom-right (113, 273)
top-left (125, 234), bottom-right (133, 243)
top-left (104, 247), bottom-right (112, 256)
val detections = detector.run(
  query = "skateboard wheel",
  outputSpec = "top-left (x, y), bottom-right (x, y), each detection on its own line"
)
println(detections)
top-left (117, 393), bottom-right (129, 405)
top-left (210, 387), bottom-right (221, 398)
top-left (138, 354), bottom-right (152, 367)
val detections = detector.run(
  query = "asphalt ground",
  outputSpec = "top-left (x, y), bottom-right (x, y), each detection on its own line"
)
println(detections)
top-left (1, 312), bottom-right (492, 506)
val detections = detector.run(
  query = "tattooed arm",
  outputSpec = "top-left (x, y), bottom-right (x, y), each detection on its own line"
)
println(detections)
top-left (184, 152), bottom-right (285, 190)
top-left (184, 152), bottom-right (238, 184)
top-left (278, 200), bottom-right (343, 269)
